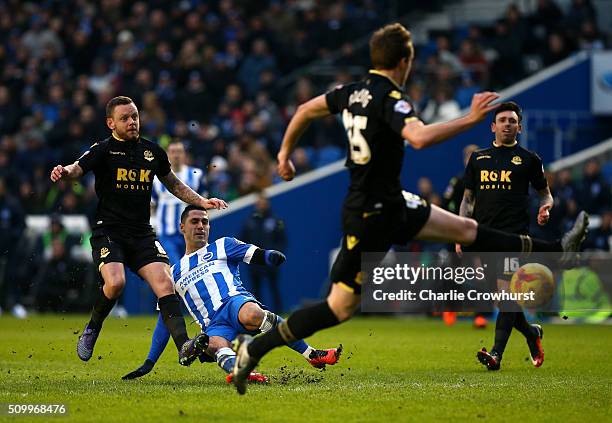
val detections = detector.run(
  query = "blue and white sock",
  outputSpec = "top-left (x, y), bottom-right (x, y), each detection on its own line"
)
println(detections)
top-left (216, 347), bottom-right (236, 374)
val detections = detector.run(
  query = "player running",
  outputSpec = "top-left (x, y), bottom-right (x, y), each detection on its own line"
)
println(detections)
top-left (122, 205), bottom-right (341, 383)
top-left (457, 101), bottom-right (550, 370)
top-left (50, 96), bottom-right (227, 367)
top-left (232, 23), bottom-right (588, 394)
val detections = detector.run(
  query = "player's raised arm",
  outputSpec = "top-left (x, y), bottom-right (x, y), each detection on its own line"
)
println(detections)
top-left (277, 94), bottom-right (331, 181)
top-left (158, 170), bottom-right (228, 210)
top-left (402, 92), bottom-right (500, 150)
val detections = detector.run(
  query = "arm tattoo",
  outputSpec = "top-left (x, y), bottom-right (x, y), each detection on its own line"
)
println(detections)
top-left (159, 171), bottom-right (203, 206)
top-left (459, 189), bottom-right (475, 218)
top-left (538, 187), bottom-right (554, 209)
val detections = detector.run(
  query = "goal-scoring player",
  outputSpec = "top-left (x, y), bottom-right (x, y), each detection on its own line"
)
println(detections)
top-left (232, 23), bottom-right (588, 394)
top-left (50, 96), bottom-right (227, 366)
top-left (122, 206), bottom-right (341, 383)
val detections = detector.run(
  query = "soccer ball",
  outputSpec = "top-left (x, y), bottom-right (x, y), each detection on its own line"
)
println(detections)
top-left (510, 263), bottom-right (555, 307)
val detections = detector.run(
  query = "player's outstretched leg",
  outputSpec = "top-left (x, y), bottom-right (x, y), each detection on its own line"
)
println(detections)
top-left (561, 211), bottom-right (589, 256)
top-left (474, 211), bottom-right (588, 253)
top-left (233, 286), bottom-right (355, 394)
top-left (418, 206), bottom-right (589, 254)
top-left (232, 335), bottom-right (259, 395)
top-left (259, 310), bottom-right (343, 369)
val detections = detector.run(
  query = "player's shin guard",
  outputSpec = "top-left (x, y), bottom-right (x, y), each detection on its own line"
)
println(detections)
top-left (158, 294), bottom-right (189, 350)
top-left (89, 287), bottom-right (117, 330)
top-left (258, 310), bottom-right (279, 333)
top-left (473, 226), bottom-right (561, 253)
top-left (216, 347), bottom-right (236, 374)
top-left (248, 301), bottom-right (340, 359)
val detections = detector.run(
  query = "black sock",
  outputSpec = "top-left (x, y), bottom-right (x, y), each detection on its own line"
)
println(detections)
top-left (513, 310), bottom-right (536, 340)
top-left (472, 226), bottom-right (561, 253)
top-left (530, 238), bottom-right (562, 252)
top-left (492, 311), bottom-right (515, 356)
top-left (158, 294), bottom-right (189, 350)
top-left (248, 301), bottom-right (340, 359)
top-left (89, 288), bottom-right (117, 331)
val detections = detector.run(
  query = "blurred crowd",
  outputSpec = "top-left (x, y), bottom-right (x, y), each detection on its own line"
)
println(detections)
top-left (407, 0), bottom-right (609, 123)
top-left (0, 0), bottom-right (610, 316)
top-left (0, 0), bottom-right (608, 218)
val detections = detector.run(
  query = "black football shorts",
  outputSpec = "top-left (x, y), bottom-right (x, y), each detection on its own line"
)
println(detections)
top-left (90, 226), bottom-right (170, 282)
top-left (330, 191), bottom-right (431, 295)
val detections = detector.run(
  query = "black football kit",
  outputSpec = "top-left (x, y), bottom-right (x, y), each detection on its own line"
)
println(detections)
top-left (325, 70), bottom-right (431, 294)
top-left (77, 135), bottom-right (171, 273)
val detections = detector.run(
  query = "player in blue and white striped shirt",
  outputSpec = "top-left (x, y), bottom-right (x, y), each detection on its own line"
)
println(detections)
top-left (151, 140), bottom-right (206, 264)
top-left (122, 205), bottom-right (341, 382)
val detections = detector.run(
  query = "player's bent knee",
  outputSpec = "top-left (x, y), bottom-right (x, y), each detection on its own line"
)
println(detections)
top-left (103, 276), bottom-right (125, 296)
top-left (327, 284), bottom-right (359, 322)
top-left (456, 217), bottom-right (477, 244)
top-left (330, 305), bottom-right (355, 322)
top-left (327, 299), bottom-right (357, 322)
top-left (239, 302), bottom-right (265, 328)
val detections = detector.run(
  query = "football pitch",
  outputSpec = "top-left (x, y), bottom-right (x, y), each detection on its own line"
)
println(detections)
top-left (0, 315), bottom-right (610, 422)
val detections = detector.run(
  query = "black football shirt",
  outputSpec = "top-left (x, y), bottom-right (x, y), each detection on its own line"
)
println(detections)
top-left (77, 135), bottom-right (171, 231)
top-left (464, 142), bottom-right (547, 234)
top-left (325, 70), bottom-right (418, 210)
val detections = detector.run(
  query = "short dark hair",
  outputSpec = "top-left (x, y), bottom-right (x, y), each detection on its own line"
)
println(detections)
top-left (369, 23), bottom-right (414, 70)
top-left (494, 101), bottom-right (522, 123)
top-left (106, 96), bottom-right (134, 117)
top-left (180, 205), bottom-right (207, 223)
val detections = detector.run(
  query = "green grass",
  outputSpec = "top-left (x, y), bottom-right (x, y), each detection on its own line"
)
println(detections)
top-left (0, 315), bottom-right (610, 422)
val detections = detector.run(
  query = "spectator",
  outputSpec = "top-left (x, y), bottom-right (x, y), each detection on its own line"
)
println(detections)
top-left (0, 177), bottom-right (27, 318)
top-left (458, 39), bottom-right (489, 85)
top-left (435, 35), bottom-right (463, 74)
top-left (417, 176), bottom-right (441, 207)
top-left (489, 19), bottom-right (523, 88)
top-left (578, 160), bottom-right (612, 214)
top-left (543, 32), bottom-right (571, 66)
top-left (0, 86), bottom-right (22, 135)
top-left (422, 85), bottom-right (461, 123)
top-left (583, 210), bottom-right (612, 251)
top-left (531, 0), bottom-right (564, 35)
top-left (34, 237), bottom-right (87, 312)
top-left (238, 38), bottom-right (277, 97)
top-left (565, 0), bottom-right (597, 35)
top-left (240, 192), bottom-right (287, 311)
top-left (291, 147), bottom-right (313, 176)
top-left (578, 20), bottom-right (606, 50)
